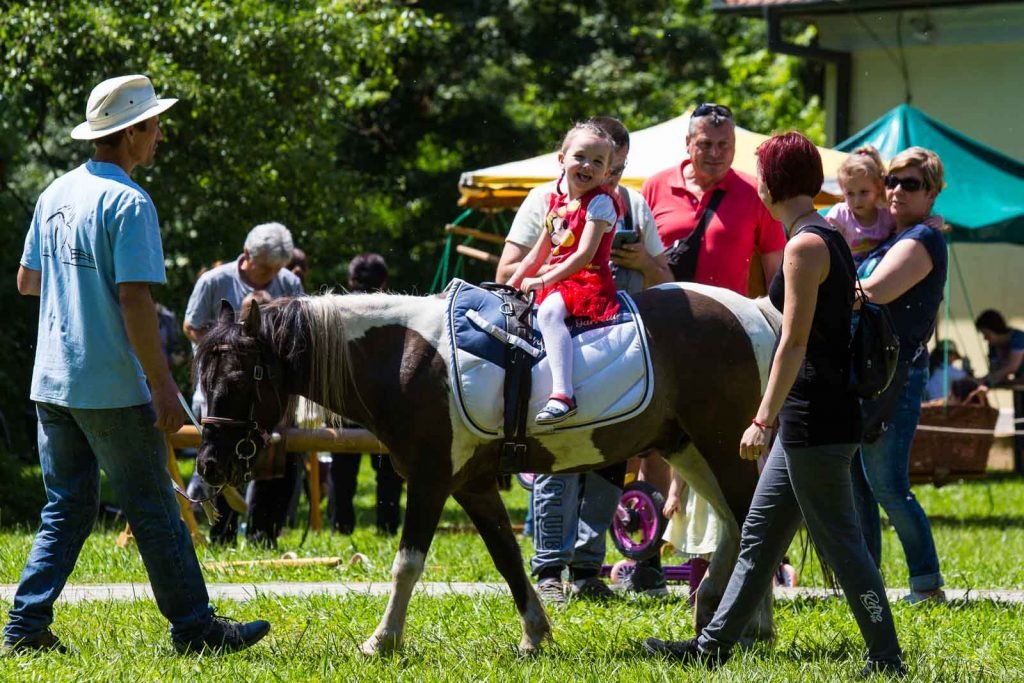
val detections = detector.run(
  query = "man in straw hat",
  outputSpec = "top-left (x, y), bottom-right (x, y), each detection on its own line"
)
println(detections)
top-left (3, 75), bottom-right (270, 655)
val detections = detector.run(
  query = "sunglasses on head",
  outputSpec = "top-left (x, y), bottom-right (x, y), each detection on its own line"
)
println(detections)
top-left (693, 103), bottom-right (733, 119)
top-left (884, 174), bottom-right (926, 192)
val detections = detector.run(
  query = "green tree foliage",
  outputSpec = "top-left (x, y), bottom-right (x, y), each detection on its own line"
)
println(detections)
top-left (0, 0), bottom-right (822, 451)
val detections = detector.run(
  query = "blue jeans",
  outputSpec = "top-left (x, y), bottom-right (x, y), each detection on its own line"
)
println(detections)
top-left (3, 403), bottom-right (213, 644)
top-left (853, 365), bottom-right (943, 592)
top-left (531, 472), bottom-right (620, 577)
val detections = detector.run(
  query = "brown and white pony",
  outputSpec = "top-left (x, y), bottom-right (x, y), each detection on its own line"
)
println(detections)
top-left (194, 283), bottom-right (781, 655)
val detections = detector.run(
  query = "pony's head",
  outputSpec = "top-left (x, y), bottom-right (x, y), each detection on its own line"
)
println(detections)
top-left (194, 299), bottom-right (290, 487)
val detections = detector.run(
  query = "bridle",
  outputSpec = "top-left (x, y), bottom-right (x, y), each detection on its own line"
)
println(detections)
top-left (198, 341), bottom-right (284, 480)
top-left (201, 363), bottom-right (274, 467)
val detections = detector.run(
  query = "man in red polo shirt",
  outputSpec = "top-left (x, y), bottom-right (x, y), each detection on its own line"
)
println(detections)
top-left (622, 104), bottom-right (786, 598)
top-left (643, 103), bottom-right (786, 294)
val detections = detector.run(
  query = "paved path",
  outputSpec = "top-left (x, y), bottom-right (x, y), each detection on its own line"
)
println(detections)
top-left (3, 582), bottom-right (1024, 605)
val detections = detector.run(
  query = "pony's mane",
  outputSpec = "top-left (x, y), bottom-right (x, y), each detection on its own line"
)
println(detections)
top-left (293, 294), bottom-right (355, 427)
top-left (198, 291), bottom-right (445, 428)
top-left (194, 296), bottom-right (349, 428)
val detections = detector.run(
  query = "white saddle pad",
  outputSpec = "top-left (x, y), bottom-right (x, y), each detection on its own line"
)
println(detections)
top-left (444, 279), bottom-right (654, 438)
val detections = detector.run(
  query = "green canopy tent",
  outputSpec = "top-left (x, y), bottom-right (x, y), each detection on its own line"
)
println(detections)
top-left (836, 104), bottom-right (1024, 244)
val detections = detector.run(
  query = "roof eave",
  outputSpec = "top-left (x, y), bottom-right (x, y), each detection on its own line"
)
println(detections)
top-left (712, 0), bottom-right (1024, 17)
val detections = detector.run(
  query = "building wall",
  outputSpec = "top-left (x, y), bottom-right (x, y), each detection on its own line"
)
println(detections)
top-left (845, 43), bottom-right (1024, 160)
top-left (816, 4), bottom-right (1024, 155)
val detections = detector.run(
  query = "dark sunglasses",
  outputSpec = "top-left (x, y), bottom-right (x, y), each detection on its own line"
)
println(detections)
top-left (609, 163), bottom-right (627, 178)
top-left (884, 174), bottom-right (926, 192)
top-left (694, 103), bottom-right (733, 119)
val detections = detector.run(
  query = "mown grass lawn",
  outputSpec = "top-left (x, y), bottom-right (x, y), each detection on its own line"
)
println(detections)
top-left (2, 593), bottom-right (1022, 681)
top-left (2, 461), bottom-right (1024, 680)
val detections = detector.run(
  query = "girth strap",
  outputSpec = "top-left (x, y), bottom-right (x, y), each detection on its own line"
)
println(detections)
top-left (479, 283), bottom-right (535, 474)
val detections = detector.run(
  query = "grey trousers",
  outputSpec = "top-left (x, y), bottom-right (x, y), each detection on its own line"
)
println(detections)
top-left (698, 436), bottom-right (902, 663)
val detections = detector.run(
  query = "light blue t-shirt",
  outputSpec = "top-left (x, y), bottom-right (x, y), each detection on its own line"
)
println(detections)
top-left (21, 161), bottom-right (166, 408)
top-left (183, 257), bottom-right (303, 332)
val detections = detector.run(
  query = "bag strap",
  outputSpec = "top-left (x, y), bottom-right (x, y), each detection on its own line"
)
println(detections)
top-left (824, 225), bottom-right (868, 308)
top-left (617, 186), bottom-right (634, 231)
top-left (677, 188), bottom-right (724, 251)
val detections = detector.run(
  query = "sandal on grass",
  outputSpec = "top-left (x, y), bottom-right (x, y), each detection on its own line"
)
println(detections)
top-left (535, 394), bottom-right (577, 425)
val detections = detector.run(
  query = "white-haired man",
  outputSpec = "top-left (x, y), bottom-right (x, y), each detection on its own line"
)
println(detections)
top-left (4, 74), bottom-right (269, 655)
top-left (183, 221), bottom-right (304, 545)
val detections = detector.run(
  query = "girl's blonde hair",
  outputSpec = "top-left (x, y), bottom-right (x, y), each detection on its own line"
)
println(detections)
top-left (837, 144), bottom-right (886, 189)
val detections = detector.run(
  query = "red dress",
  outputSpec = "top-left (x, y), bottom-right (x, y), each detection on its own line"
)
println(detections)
top-left (535, 186), bottom-right (621, 321)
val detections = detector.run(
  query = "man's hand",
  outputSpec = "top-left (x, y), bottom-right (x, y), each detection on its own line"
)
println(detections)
top-left (151, 382), bottom-right (185, 433)
top-left (610, 242), bottom-right (651, 271)
top-left (612, 244), bottom-right (673, 287)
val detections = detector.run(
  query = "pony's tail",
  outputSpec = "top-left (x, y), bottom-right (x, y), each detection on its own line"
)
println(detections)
top-left (754, 296), bottom-right (783, 337)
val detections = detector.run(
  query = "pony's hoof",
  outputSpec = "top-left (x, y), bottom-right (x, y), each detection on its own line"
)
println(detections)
top-left (518, 630), bottom-right (549, 655)
top-left (359, 632), bottom-right (401, 656)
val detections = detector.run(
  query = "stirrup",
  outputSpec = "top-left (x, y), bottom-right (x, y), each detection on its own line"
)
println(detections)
top-left (535, 394), bottom-right (577, 425)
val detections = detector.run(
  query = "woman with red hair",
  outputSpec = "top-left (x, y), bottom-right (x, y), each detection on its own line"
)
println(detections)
top-left (642, 132), bottom-right (904, 678)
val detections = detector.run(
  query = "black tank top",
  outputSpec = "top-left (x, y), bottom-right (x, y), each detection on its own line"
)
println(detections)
top-left (768, 224), bottom-right (862, 447)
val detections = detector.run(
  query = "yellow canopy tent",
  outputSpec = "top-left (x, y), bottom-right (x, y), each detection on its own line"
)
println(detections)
top-left (458, 112), bottom-right (849, 209)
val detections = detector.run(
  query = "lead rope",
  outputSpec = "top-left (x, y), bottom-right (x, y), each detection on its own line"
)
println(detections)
top-left (173, 392), bottom-right (223, 525)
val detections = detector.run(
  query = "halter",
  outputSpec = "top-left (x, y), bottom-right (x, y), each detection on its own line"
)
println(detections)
top-left (200, 342), bottom-right (283, 475)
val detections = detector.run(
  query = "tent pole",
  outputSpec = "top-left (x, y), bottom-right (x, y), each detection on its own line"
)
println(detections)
top-left (942, 236), bottom-right (952, 406)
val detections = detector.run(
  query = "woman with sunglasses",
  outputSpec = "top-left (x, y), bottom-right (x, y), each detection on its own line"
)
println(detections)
top-left (853, 147), bottom-right (948, 605)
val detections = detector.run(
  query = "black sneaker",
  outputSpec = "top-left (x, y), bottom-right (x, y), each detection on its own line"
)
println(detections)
top-left (1, 629), bottom-right (68, 656)
top-left (173, 616), bottom-right (271, 655)
top-left (569, 576), bottom-right (617, 601)
top-left (857, 658), bottom-right (908, 679)
top-left (641, 636), bottom-right (728, 668)
top-left (614, 564), bottom-right (669, 597)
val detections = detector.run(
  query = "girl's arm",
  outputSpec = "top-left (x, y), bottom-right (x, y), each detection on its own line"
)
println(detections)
top-left (739, 232), bottom-right (829, 461)
top-left (507, 229), bottom-right (552, 290)
top-left (858, 238), bottom-right (933, 304)
top-left (663, 470), bottom-right (685, 519)
top-left (522, 218), bottom-right (609, 292)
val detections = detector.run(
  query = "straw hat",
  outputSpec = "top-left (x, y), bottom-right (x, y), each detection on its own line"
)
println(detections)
top-left (70, 74), bottom-right (177, 140)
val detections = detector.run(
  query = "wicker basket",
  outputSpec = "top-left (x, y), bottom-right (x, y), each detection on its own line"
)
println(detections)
top-left (909, 395), bottom-right (998, 481)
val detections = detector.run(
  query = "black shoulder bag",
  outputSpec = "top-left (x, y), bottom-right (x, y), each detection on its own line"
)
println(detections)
top-left (841, 249), bottom-right (903, 442)
top-left (845, 256), bottom-right (901, 400)
top-left (664, 189), bottom-right (724, 281)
